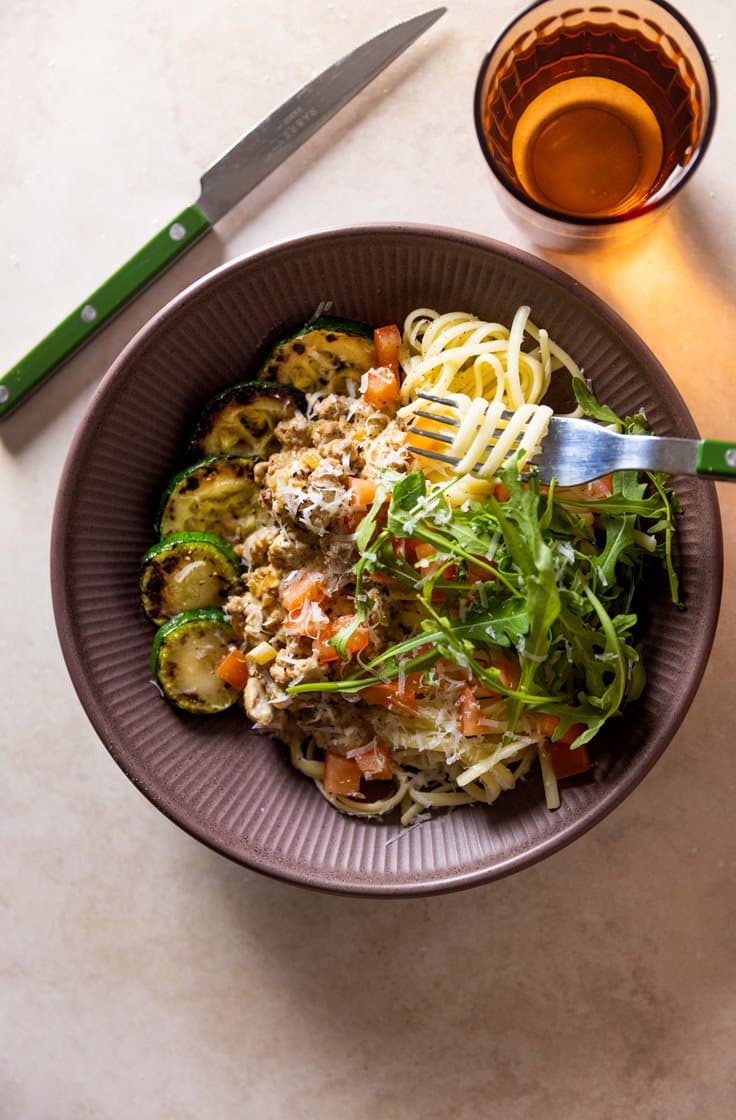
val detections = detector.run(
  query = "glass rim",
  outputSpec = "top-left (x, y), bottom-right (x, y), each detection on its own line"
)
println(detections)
top-left (473, 0), bottom-right (719, 228)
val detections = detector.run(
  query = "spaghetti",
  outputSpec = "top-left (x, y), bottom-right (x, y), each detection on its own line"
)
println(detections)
top-left (398, 306), bottom-right (583, 413)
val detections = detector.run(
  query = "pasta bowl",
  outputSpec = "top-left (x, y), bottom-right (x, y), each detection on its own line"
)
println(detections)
top-left (51, 224), bottom-right (723, 895)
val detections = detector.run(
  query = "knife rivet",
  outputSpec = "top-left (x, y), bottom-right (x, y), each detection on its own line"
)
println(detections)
top-left (0, 386), bottom-right (9, 404)
top-left (80, 304), bottom-right (97, 324)
top-left (169, 222), bottom-right (186, 242)
top-left (726, 449), bottom-right (736, 467)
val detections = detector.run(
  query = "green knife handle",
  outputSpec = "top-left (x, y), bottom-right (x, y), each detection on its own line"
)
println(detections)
top-left (696, 439), bottom-right (736, 478)
top-left (0, 203), bottom-right (211, 420)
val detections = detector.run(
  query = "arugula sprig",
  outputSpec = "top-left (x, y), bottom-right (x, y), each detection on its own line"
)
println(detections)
top-left (290, 387), bottom-right (681, 754)
top-left (572, 380), bottom-right (681, 604)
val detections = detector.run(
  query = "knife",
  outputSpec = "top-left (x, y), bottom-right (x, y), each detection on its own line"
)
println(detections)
top-left (0, 7), bottom-right (446, 420)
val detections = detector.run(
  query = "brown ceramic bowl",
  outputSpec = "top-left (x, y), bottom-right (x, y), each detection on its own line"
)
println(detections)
top-left (51, 225), bottom-right (722, 895)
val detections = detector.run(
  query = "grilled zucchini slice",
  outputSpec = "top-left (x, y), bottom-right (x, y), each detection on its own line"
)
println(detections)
top-left (188, 382), bottom-right (306, 459)
top-left (139, 531), bottom-right (241, 625)
top-left (259, 316), bottom-right (375, 394)
top-left (150, 608), bottom-right (238, 714)
top-left (156, 456), bottom-right (264, 543)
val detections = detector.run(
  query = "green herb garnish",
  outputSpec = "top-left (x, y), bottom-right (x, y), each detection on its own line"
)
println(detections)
top-left (289, 388), bottom-right (681, 754)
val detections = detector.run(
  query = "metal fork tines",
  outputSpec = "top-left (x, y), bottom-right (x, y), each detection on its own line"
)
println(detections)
top-left (408, 391), bottom-right (552, 480)
top-left (406, 391), bottom-right (705, 486)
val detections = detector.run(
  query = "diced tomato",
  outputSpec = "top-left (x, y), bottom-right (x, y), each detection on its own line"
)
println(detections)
top-left (387, 535), bottom-right (410, 560)
top-left (558, 721), bottom-right (587, 747)
top-left (537, 717), bottom-right (590, 777)
top-left (458, 686), bottom-right (486, 736)
top-left (216, 648), bottom-right (250, 690)
top-left (414, 543), bottom-right (457, 590)
top-left (457, 686), bottom-right (481, 734)
top-left (494, 481), bottom-right (511, 502)
top-left (323, 751), bottom-right (362, 796)
top-left (392, 537), bottom-right (451, 571)
top-left (394, 538), bottom-right (437, 567)
top-left (362, 365), bottom-right (400, 408)
top-left (347, 742), bottom-right (393, 780)
top-left (373, 324), bottom-right (401, 373)
top-left (343, 478), bottom-right (381, 532)
top-left (545, 736), bottom-right (591, 779)
top-left (393, 539), bottom-right (456, 589)
top-left (283, 599), bottom-right (330, 637)
top-left (537, 716), bottom-right (587, 746)
top-left (340, 511), bottom-right (361, 534)
top-left (359, 676), bottom-right (419, 716)
top-left (466, 556), bottom-right (496, 583)
top-left (492, 653), bottom-right (521, 690)
top-left (558, 474), bottom-right (613, 509)
top-left (337, 620), bottom-right (370, 657)
top-left (391, 536), bottom-right (419, 564)
top-left (313, 616), bottom-right (370, 662)
top-left (281, 571), bottom-right (326, 611)
top-left (347, 476), bottom-right (379, 508)
top-left (413, 541), bottom-right (436, 562)
top-left (536, 713), bottom-right (560, 738)
top-left (584, 474), bottom-right (613, 500)
top-left (466, 653), bottom-right (519, 699)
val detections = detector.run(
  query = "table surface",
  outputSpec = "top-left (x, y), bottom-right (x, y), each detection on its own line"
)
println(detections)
top-left (2, 2), bottom-right (734, 1117)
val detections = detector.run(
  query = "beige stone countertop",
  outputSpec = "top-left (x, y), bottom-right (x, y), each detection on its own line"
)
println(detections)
top-left (1, 2), bottom-right (734, 1117)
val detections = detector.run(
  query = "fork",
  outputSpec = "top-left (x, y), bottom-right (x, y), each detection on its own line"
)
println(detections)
top-left (406, 391), bottom-right (736, 486)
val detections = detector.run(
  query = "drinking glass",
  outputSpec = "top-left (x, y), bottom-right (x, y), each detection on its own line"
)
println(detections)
top-left (474, 0), bottom-right (717, 250)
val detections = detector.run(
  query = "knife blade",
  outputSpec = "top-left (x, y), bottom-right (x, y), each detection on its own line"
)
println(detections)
top-left (0, 7), bottom-right (446, 420)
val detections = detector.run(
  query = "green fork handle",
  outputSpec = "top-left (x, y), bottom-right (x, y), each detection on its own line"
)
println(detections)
top-left (696, 440), bottom-right (736, 479)
top-left (0, 203), bottom-right (211, 420)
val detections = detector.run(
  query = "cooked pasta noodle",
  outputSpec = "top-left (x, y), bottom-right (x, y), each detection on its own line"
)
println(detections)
top-left (399, 306), bottom-right (583, 414)
top-left (398, 306), bottom-right (582, 496)
top-left (289, 718), bottom-right (540, 824)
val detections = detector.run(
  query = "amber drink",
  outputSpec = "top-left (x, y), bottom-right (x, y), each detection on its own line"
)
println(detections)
top-left (474, 1), bottom-right (716, 250)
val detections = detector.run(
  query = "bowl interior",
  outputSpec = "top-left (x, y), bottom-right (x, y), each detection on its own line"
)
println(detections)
top-left (51, 225), bottom-right (723, 895)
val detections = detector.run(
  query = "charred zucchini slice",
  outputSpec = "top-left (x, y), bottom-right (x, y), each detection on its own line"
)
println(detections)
top-left (156, 456), bottom-right (265, 543)
top-left (139, 531), bottom-right (241, 625)
top-left (259, 316), bottom-right (375, 394)
top-left (188, 382), bottom-right (306, 459)
top-left (150, 608), bottom-right (237, 714)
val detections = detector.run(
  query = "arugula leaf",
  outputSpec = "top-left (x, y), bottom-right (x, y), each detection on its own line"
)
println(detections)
top-left (465, 597), bottom-right (529, 646)
top-left (573, 379), bottom-right (623, 426)
top-left (574, 381), bottom-right (681, 603)
top-left (329, 613), bottom-right (363, 660)
top-left (288, 394), bottom-right (682, 762)
top-left (385, 471), bottom-right (426, 536)
top-left (592, 511), bottom-right (638, 592)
